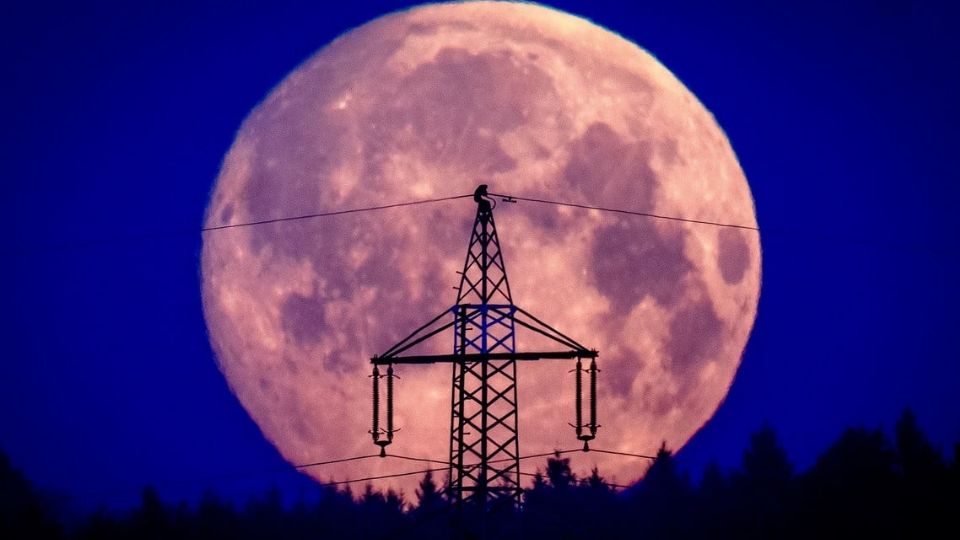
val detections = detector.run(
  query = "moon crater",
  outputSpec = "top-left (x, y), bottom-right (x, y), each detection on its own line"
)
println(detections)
top-left (717, 228), bottom-right (752, 284)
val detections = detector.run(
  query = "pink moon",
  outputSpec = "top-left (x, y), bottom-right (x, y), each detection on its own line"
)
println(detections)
top-left (201, 2), bottom-right (760, 494)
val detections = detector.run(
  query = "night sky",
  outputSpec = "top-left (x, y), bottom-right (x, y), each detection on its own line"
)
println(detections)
top-left (2, 0), bottom-right (958, 512)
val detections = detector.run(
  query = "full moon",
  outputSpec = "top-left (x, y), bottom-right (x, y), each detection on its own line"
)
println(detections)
top-left (202, 2), bottom-right (760, 494)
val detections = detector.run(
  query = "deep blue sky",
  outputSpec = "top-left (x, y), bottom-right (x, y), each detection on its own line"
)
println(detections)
top-left (2, 0), bottom-right (958, 512)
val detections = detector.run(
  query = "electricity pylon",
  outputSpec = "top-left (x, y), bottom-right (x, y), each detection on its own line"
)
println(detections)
top-left (370, 185), bottom-right (599, 508)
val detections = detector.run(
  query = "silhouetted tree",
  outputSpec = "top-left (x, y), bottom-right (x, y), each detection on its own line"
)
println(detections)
top-left (731, 425), bottom-right (794, 538)
top-left (695, 461), bottom-right (732, 538)
top-left (529, 470), bottom-right (547, 494)
top-left (576, 466), bottom-right (617, 538)
top-left (896, 409), bottom-right (946, 479)
top-left (87, 512), bottom-right (117, 540)
top-left (894, 408), bottom-right (950, 535)
top-left (353, 484), bottom-right (406, 538)
top-left (952, 442), bottom-right (960, 513)
top-left (521, 453), bottom-right (584, 539)
top-left (798, 427), bottom-right (898, 537)
top-left (953, 442), bottom-right (960, 482)
top-left (129, 486), bottom-right (174, 539)
top-left (240, 487), bottom-right (286, 539)
top-left (190, 490), bottom-right (236, 540)
top-left (742, 425), bottom-right (793, 489)
top-left (583, 466), bottom-right (605, 491)
top-left (545, 452), bottom-right (575, 491)
top-left (414, 470), bottom-right (444, 515)
top-left (0, 451), bottom-right (63, 539)
top-left (624, 442), bottom-right (692, 539)
top-left (399, 471), bottom-right (453, 540)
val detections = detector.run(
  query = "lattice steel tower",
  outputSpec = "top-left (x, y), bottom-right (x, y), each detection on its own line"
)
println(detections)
top-left (370, 185), bottom-right (599, 508)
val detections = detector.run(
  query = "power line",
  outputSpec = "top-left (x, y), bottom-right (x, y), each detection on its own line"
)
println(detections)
top-left (14, 193), bottom-right (474, 254)
top-left (201, 193), bottom-right (474, 232)
top-left (293, 453), bottom-right (383, 469)
top-left (17, 189), bottom-right (952, 257)
top-left (64, 447), bottom-right (654, 502)
top-left (486, 448), bottom-right (582, 465)
top-left (295, 447), bottom-right (634, 472)
top-left (485, 447), bottom-right (657, 466)
top-left (313, 467), bottom-right (447, 488)
top-left (489, 191), bottom-right (759, 231)
top-left (379, 453), bottom-right (451, 466)
top-left (300, 447), bottom-right (651, 489)
top-left (489, 191), bottom-right (953, 256)
top-left (19, 189), bottom-right (758, 254)
top-left (588, 448), bottom-right (658, 460)
top-left (292, 446), bottom-right (655, 479)
top-left (321, 467), bottom-right (631, 490)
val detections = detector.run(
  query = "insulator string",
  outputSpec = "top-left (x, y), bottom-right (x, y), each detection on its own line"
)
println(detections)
top-left (574, 358), bottom-right (583, 439)
top-left (589, 359), bottom-right (598, 436)
top-left (371, 366), bottom-right (380, 444)
top-left (386, 365), bottom-right (394, 443)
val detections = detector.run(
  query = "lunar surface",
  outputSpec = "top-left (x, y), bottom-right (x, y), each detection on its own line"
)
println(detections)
top-left (202, 2), bottom-right (760, 496)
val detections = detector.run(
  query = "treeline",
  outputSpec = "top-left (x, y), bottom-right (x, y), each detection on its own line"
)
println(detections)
top-left (2, 409), bottom-right (958, 539)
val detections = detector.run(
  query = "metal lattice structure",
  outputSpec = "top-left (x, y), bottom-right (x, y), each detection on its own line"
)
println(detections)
top-left (370, 185), bottom-right (598, 509)
top-left (449, 192), bottom-right (520, 505)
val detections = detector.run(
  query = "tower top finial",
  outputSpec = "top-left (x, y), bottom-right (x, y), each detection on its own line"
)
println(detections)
top-left (473, 184), bottom-right (489, 203)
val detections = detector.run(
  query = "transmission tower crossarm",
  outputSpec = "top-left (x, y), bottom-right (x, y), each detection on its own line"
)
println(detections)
top-left (373, 304), bottom-right (591, 363)
top-left (371, 349), bottom-right (597, 365)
